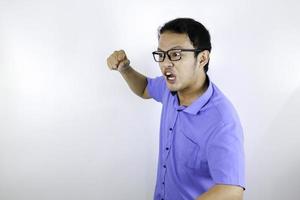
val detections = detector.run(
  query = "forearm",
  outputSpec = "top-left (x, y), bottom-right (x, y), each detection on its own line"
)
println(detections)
top-left (196, 185), bottom-right (243, 200)
top-left (120, 66), bottom-right (148, 98)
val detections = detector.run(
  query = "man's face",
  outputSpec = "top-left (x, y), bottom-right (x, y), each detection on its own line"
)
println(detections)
top-left (157, 32), bottom-right (204, 93)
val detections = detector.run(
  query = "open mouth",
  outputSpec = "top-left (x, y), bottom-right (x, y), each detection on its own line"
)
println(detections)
top-left (164, 71), bottom-right (176, 82)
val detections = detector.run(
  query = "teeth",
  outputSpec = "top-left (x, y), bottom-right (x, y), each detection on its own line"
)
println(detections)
top-left (165, 71), bottom-right (175, 81)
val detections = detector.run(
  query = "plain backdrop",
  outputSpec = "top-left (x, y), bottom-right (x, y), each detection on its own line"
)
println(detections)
top-left (1, 0), bottom-right (300, 199)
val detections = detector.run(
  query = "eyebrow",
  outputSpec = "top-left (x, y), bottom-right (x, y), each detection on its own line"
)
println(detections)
top-left (157, 45), bottom-right (184, 51)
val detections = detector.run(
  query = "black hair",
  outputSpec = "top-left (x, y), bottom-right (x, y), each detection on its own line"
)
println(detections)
top-left (158, 18), bottom-right (212, 73)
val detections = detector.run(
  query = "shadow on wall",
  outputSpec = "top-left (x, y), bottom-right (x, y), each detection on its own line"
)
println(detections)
top-left (254, 87), bottom-right (300, 200)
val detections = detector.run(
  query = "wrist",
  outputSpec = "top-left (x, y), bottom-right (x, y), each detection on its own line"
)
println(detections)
top-left (119, 65), bottom-right (132, 74)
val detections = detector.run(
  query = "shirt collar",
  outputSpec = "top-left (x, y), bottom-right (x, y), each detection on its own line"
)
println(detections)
top-left (173, 76), bottom-right (213, 115)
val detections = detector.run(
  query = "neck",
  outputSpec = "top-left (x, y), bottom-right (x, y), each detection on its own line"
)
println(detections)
top-left (177, 74), bottom-right (208, 106)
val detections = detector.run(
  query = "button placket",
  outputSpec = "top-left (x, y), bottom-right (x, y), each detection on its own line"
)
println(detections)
top-left (163, 111), bottom-right (178, 161)
top-left (161, 163), bottom-right (167, 199)
top-left (160, 111), bottom-right (179, 200)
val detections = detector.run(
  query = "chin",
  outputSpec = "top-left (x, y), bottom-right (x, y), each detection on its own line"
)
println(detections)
top-left (166, 84), bottom-right (179, 92)
top-left (165, 78), bottom-right (181, 92)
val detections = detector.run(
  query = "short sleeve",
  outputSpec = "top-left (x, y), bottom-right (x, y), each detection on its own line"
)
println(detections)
top-left (146, 76), bottom-right (166, 103)
top-left (206, 122), bottom-right (246, 189)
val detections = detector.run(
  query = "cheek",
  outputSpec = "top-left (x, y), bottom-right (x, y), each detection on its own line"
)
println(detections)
top-left (159, 67), bottom-right (163, 74)
top-left (159, 64), bottom-right (163, 71)
top-left (176, 64), bottom-right (195, 80)
top-left (176, 70), bottom-right (191, 85)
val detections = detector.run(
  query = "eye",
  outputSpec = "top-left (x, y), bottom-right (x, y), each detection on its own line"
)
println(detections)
top-left (158, 53), bottom-right (164, 58)
top-left (169, 51), bottom-right (181, 58)
top-left (153, 51), bottom-right (165, 62)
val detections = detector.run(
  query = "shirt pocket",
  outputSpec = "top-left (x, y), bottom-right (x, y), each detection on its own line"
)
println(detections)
top-left (179, 130), bottom-right (201, 169)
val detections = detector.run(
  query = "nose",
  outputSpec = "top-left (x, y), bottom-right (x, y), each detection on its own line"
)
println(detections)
top-left (160, 55), bottom-right (174, 69)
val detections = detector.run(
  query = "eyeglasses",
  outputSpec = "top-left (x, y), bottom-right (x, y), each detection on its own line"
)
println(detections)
top-left (152, 49), bottom-right (204, 62)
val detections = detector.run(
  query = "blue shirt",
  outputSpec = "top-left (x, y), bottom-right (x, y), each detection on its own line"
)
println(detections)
top-left (146, 76), bottom-right (245, 200)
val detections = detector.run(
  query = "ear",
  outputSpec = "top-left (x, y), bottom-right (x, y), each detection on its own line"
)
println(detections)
top-left (197, 50), bottom-right (210, 68)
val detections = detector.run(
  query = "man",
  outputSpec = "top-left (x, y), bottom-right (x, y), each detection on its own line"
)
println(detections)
top-left (107, 18), bottom-right (245, 200)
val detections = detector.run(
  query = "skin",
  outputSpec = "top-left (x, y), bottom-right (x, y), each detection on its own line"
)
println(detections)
top-left (196, 184), bottom-right (244, 200)
top-left (156, 31), bottom-right (209, 106)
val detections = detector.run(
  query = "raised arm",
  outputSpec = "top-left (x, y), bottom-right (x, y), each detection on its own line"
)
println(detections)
top-left (107, 50), bottom-right (150, 99)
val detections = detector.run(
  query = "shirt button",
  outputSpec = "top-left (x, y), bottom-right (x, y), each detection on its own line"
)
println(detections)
top-left (162, 181), bottom-right (165, 185)
top-left (169, 128), bottom-right (173, 131)
top-left (161, 199), bottom-right (164, 200)
top-left (163, 165), bottom-right (166, 168)
top-left (165, 147), bottom-right (169, 151)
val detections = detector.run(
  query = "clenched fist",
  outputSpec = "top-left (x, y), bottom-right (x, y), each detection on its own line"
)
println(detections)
top-left (107, 50), bottom-right (130, 72)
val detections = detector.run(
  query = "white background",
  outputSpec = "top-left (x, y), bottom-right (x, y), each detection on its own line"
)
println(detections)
top-left (1, 0), bottom-right (300, 199)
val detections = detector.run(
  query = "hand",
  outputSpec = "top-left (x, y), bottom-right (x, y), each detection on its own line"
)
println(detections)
top-left (107, 50), bottom-right (131, 72)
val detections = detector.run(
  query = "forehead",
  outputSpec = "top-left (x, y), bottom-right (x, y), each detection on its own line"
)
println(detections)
top-left (158, 32), bottom-right (193, 50)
